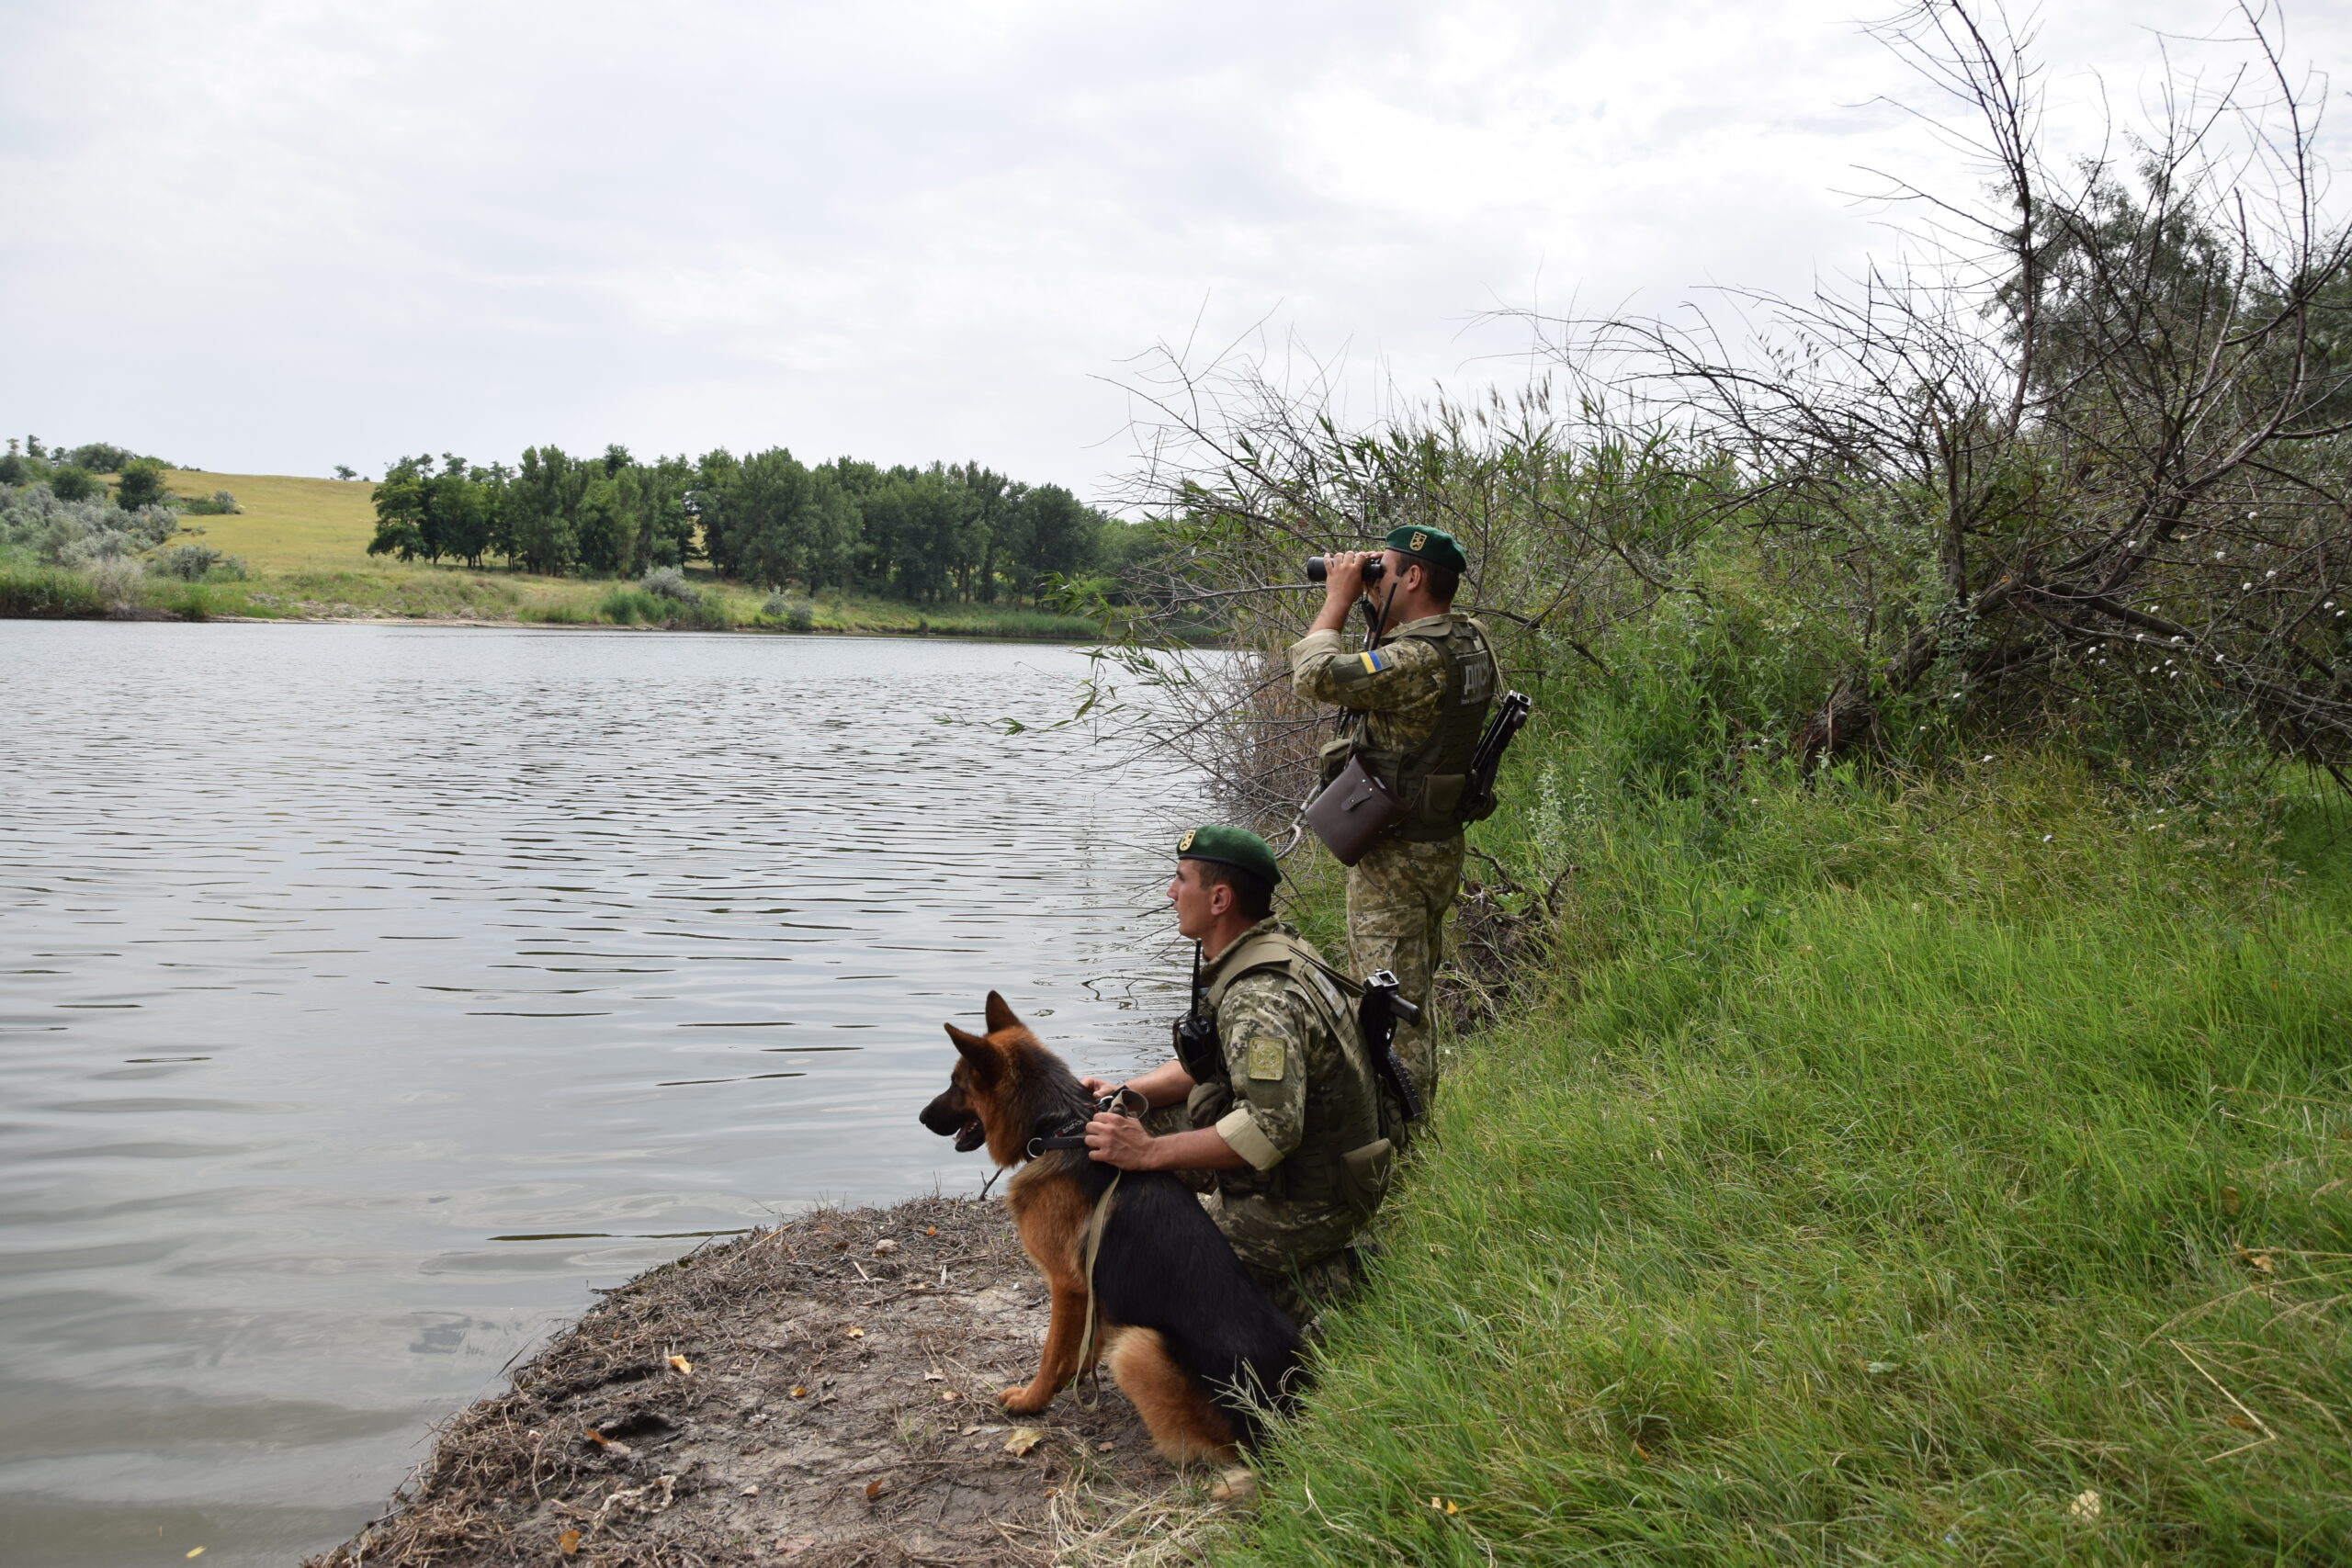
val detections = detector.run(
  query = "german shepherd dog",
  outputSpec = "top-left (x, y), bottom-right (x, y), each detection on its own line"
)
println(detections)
top-left (919, 992), bottom-right (1300, 1464)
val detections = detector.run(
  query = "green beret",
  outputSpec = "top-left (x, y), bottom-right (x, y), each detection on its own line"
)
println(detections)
top-left (1177, 825), bottom-right (1280, 887)
top-left (1384, 525), bottom-right (1468, 575)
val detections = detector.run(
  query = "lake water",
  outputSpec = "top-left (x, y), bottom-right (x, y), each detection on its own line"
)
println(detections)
top-left (0, 621), bottom-right (1190, 1568)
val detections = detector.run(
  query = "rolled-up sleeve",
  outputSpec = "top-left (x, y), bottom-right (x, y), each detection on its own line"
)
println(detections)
top-left (1214, 1105), bottom-right (1284, 1170)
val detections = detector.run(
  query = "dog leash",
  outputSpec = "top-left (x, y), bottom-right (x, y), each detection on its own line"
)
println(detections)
top-left (1072, 1169), bottom-right (1121, 1408)
top-left (1017, 1091), bottom-right (1141, 1404)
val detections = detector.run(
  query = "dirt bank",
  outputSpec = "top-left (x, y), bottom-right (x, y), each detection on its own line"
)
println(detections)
top-left (309, 1197), bottom-right (1222, 1568)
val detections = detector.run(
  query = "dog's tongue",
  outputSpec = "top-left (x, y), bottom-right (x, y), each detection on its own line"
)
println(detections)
top-left (954, 1116), bottom-right (985, 1153)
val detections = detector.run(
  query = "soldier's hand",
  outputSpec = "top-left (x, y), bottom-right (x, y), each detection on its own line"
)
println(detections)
top-left (1084, 1111), bottom-right (1156, 1169)
top-left (1320, 550), bottom-right (1374, 609)
top-left (1077, 1076), bottom-right (1118, 1099)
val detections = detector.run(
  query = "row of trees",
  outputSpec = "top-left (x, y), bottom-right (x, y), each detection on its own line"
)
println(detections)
top-left (366, 444), bottom-right (1137, 603)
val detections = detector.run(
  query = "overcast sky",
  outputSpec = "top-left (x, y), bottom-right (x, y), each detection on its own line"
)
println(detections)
top-left (3, 0), bottom-right (2345, 499)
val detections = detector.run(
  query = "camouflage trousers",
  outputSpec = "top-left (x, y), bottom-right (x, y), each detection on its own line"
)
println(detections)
top-left (1143, 1097), bottom-right (1363, 1325)
top-left (1346, 832), bottom-right (1464, 1112)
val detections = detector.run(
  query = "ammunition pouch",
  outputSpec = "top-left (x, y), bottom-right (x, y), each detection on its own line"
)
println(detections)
top-left (1340, 1137), bottom-right (1394, 1216)
top-left (1419, 772), bottom-right (1468, 824)
top-left (1316, 733), bottom-right (1355, 788)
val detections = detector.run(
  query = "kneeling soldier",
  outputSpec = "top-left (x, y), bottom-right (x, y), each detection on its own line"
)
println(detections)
top-left (1080, 826), bottom-right (1394, 1322)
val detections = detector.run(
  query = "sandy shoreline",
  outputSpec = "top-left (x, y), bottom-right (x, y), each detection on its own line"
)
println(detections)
top-left (306, 1196), bottom-right (1221, 1568)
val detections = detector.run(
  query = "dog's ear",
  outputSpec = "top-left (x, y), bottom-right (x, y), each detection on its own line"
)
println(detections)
top-left (983, 990), bottom-right (1022, 1034)
top-left (944, 1022), bottom-right (999, 1084)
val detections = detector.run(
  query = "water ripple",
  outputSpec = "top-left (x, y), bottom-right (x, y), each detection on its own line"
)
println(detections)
top-left (0, 621), bottom-right (1190, 1568)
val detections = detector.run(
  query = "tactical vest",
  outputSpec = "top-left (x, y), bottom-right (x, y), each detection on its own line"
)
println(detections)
top-left (1322, 615), bottom-right (1498, 841)
top-left (1199, 927), bottom-right (1395, 1217)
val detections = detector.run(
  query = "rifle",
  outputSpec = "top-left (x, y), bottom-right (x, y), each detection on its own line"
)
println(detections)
top-left (1459, 689), bottom-right (1532, 820)
top-left (1359, 969), bottom-right (1423, 1122)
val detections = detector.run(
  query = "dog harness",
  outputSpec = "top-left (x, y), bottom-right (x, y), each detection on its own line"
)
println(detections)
top-left (1023, 1089), bottom-right (1144, 1159)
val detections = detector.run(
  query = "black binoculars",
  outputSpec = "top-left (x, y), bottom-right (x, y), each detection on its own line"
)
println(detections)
top-left (1305, 555), bottom-right (1385, 585)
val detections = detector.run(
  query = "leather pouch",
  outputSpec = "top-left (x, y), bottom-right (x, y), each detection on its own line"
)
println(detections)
top-left (1305, 754), bottom-right (1408, 865)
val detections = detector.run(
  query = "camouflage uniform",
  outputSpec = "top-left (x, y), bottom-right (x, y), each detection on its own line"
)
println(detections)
top-left (1289, 613), bottom-right (1488, 1108)
top-left (1149, 916), bottom-right (1391, 1320)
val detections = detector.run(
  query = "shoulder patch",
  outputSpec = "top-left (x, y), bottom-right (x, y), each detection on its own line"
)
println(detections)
top-left (1356, 649), bottom-right (1388, 675)
top-left (1245, 1037), bottom-right (1288, 1081)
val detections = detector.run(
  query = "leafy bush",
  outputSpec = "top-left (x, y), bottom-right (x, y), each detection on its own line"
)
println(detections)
top-left (153, 543), bottom-right (241, 581)
top-left (48, 466), bottom-right (97, 502)
top-left (679, 593), bottom-right (732, 629)
top-left (113, 461), bottom-right (168, 511)
top-left (88, 555), bottom-right (143, 613)
top-left (598, 588), bottom-right (669, 625)
top-left (1, 487), bottom-right (182, 569)
top-left (762, 592), bottom-right (816, 630)
top-left (65, 442), bottom-right (145, 473)
top-left (57, 532), bottom-right (133, 569)
top-left (181, 489), bottom-right (240, 515)
top-left (639, 566), bottom-right (701, 604)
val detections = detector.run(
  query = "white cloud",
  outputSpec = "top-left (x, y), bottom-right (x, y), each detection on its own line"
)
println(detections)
top-left (0, 0), bottom-right (2342, 492)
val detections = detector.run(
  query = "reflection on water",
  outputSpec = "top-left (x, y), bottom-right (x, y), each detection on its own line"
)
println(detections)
top-left (0, 621), bottom-right (1182, 1567)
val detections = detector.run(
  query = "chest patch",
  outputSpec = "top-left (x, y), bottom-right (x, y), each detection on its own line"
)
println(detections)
top-left (1245, 1037), bottom-right (1288, 1081)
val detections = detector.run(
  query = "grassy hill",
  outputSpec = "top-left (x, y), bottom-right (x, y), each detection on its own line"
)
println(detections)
top-left (162, 469), bottom-right (379, 572)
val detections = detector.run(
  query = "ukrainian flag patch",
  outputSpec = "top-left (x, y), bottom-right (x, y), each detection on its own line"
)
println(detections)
top-left (1356, 650), bottom-right (1388, 675)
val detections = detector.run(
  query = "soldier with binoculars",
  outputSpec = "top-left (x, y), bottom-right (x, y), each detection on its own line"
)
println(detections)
top-left (1288, 526), bottom-right (1498, 1118)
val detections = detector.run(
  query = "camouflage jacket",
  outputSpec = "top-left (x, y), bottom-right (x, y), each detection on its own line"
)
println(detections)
top-left (1288, 613), bottom-right (1469, 753)
top-left (1193, 918), bottom-right (1385, 1211)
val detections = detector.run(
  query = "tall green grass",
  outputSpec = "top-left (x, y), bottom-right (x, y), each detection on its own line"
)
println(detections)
top-left (598, 587), bottom-right (672, 625)
top-left (0, 562), bottom-right (103, 616)
top-left (1230, 606), bottom-right (2352, 1564)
